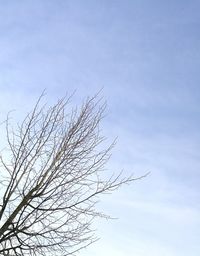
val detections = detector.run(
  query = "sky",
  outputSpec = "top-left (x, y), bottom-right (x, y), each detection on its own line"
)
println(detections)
top-left (0, 0), bottom-right (200, 255)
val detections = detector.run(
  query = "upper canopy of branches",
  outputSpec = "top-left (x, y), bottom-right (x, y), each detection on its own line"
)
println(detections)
top-left (0, 94), bottom-right (140, 256)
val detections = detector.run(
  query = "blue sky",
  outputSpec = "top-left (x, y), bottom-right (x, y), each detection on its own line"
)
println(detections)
top-left (0, 1), bottom-right (200, 255)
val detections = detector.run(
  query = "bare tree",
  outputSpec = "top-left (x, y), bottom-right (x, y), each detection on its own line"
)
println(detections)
top-left (0, 94), bottom-right (140, 256)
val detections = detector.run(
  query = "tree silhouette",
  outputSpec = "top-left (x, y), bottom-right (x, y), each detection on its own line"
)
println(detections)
top-left (0, 94), bottom-right (139, 256)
